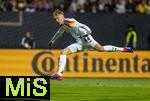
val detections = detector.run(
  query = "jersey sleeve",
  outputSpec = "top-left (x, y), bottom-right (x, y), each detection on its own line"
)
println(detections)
top-left (79, 23), bottom-right (92, 34)
top-left (51, 27), bottom-right (65, 42)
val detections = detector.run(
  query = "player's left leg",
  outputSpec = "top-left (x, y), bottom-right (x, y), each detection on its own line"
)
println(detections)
top-left (50, 43), bottom-right (83, 80)
top-left (50, 48), bottom-right (71, 80)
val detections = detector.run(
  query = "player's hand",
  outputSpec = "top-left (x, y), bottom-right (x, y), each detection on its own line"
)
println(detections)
top-left (48, 40), bottom-right (54, 47)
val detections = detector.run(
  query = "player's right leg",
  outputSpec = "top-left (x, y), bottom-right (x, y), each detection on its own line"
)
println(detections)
top-left (50, 43), bottom-right (82, 80)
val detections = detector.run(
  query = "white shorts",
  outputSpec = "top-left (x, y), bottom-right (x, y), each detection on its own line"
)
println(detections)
top-left (67, 35), bottom-right (98, 53)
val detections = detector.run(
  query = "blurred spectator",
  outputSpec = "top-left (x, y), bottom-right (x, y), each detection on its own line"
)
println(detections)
top-left (2, 0), bottom-right (14, 11)
top-left (115, 0), bottom-right (126, 14)
top-left (125, 24), bottom-right (137, 49)
top-left (31, 0), bottom-right (49, 11)
top-left (0, 0), bottom-right (150, 14)
top-left (48, 1), bottom-right (54, 11)
top-left (52, 0), bottom-right (62, 9)
top-left (98, 0), bottom-right (106, 12)
top-left (126, 0), bottom-right (136, 13)
top-left (148, 0), bottom-right (150, 5)
top-left (16, 0), bottom-right (26, 12)
top-left (78, 0), bottom-right (86, 6)
top-left (69, 0), bottom-right (78, 13)
top-left (91, 0), bottom-right (97, 4)
top-left (84, 0), bottom-right (91, 12)
top-left (148, 0), bottom-right (150, 14)
top-left (25, 0), bottom-right (35, 12)
top-left (0, 0), bottom-right (3, 11)
top-left (21, 31), bottom-right (36, 49)
top-left (91, 4), bottom-right (97, 13)
top-left (104, 0), bottom-right (115, 13)
top-left (58, 1), bottom-right (65, 11)
top-left (25, 3), bottom-right (35, 13)
top-left (136, 0), bottom-right (150, 14)
top-left (78, 4), bottom-right (85, 13)
top-left (77, 0), bottom-right (86, 13)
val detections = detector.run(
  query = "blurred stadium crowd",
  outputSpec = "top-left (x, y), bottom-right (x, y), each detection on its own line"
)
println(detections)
top-left (0, 0), bottom-right (150, 14)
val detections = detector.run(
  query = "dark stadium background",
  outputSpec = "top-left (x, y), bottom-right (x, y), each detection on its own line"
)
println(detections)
top-left (0, 0), bottom-right (150, 50)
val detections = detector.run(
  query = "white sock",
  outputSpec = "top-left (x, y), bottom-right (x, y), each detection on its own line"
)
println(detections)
top-left (103, 45), bottom-right (124, 52)
top-left (58, 54), bottom-right (66, 75)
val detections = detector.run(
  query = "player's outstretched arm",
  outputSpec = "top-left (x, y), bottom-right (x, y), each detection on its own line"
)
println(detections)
top-left (48, 27), bottom-right (65, 47)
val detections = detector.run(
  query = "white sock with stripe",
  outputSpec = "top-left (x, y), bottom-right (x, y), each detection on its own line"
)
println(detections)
top-left (103, 45), bottom-right (124, 52)
top-left (58, 54), bottom-right (66, 76)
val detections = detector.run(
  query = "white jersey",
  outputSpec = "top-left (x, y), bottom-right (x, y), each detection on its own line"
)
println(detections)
top-left (51, 18), bottom-right (97, 53)
top-left (54, 18), bottom-right (92, 43)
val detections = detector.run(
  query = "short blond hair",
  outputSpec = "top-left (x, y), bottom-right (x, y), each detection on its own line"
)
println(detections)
top-left (53, 9), bottom-right (64, 18)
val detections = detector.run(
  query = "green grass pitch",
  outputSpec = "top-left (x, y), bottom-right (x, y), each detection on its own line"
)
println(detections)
top-left (50, 78), bottom-right (150, 101)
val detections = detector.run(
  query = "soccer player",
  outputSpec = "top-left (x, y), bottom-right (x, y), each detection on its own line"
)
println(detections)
top-left (49, 9), bottom-right (133, 80)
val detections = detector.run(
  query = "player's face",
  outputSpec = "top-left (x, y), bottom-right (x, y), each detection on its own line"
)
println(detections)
top-left (54, 14), bottom-right (64, 25)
